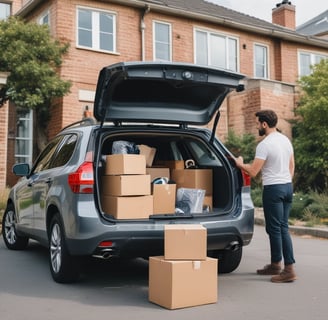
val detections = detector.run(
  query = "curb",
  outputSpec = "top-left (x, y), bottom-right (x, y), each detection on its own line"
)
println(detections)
top-left (255, 214), bottom-right (328, 240)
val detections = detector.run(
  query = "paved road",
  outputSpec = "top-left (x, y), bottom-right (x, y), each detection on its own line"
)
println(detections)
top-left (0, 225), bottom-right (327, 320)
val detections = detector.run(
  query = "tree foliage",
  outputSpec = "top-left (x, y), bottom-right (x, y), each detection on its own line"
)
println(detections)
top-left (293, 59), bottom-right (328, 192)
top-left (0, 17), bottom-right (71, 150)
top-left (0, 17), bottom-right (71, 108)
top-left (224, 130), bottom-right (261, 188)
top-left (224, 130), bottom-right (256, 163)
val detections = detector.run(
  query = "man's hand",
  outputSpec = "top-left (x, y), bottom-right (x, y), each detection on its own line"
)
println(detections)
top-left (234, 156), bottom-right (244, 169)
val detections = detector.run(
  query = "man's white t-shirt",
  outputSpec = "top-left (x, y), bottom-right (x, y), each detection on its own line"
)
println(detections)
top-left (255, 131), bottom-right (293, 186)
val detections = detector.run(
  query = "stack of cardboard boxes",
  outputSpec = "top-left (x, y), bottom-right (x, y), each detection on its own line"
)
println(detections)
top-left (101, 144), bottom-right (214, 218)
top-left (101, 154), bottom-right (154, 219)
top-left (149, 225), bottom-right (218, 309)
top-left (101, 149), bottom-right (177, 218)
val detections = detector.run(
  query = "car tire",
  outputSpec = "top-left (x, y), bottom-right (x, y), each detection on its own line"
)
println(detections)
top-left (2, 203), bottom-right (29, 250)
top-left (49, 214), bottom-right (80, 283)
top-left (209, 247), bottom-right (243, 274)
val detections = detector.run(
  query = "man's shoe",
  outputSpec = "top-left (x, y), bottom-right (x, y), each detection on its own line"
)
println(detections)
top-left (257, 264), bottom-right (281, 275)
top-left (271, 270), bottom-right (297, 283)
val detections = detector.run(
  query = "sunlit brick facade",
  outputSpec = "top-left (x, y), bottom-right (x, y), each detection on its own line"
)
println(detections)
top-left (1, 0), bottom-right (328, 188)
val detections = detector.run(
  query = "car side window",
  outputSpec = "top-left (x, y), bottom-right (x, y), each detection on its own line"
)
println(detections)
top-left (50, 134), bottom-right (78, 168)
top-left (187, 140), bottom-right (222, 166)
top-left (33, 136), bottom-right (64, 173)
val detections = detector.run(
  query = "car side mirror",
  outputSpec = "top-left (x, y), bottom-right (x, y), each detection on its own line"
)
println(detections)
top-left (12, 163), bottom-right (30, 176)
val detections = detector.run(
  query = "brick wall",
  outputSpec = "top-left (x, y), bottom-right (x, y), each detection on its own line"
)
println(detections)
top-left (272, 4), bottom-right (296, 30)
top-left (6, 103), bottom-right (17, 187)
top-left (2, 0), bottom-right (327, 189)
top-left (0, 104), bottom-right (8, 189)
top-left (227, 79), bottom-right (295, 140)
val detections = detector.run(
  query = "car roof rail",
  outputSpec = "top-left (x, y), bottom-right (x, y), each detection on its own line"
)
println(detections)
top-left (61, 117), bottom-right (98, 131)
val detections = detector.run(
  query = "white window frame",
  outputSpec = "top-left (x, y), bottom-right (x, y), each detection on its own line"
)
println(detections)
top-left (153, 21), bottom-right (172, 61)
top-left (15, 109), bottom-right (33, 165)
top-left (0, 2), bottom-right (11, 20)
top-left (254, 43), bottom-right (269, 79)
top-left (39, 10), bottom-right (50, 26)
top-left (194, 28), bottom-right (239, 72)
top-left (76, 6), bottom-right (117, 53)
top-left (298, 50), bottom-right (328, 77)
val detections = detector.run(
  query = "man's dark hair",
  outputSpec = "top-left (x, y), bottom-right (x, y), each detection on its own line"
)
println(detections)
top-left (255, 109), bottom-right (278, 128)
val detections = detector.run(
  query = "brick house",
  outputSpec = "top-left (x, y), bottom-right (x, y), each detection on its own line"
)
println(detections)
top-left (1, 0), bottom-right (328, 189)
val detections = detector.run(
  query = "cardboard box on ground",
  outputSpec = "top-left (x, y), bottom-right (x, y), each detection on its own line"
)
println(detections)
top-left (164, 225), bottom-right (207, 260)
top-left (149, 225), bottom-right (218, 309)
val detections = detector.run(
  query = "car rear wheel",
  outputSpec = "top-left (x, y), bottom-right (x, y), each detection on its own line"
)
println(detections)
top-left (2, 204), bottom-right (29, 250)
top-left (49, 214), bottom-right (80, 283)
top-left (209, 247), bottom-right (243, 274)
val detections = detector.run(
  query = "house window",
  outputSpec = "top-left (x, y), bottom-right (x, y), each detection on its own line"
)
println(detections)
top-left (0, 2), bottom-right (11, 20)
top-left (299, 52), bottom-right (327, 77)
top-left (153, 21), bottom-right (172, 61)
top-left (15, 109), bottom-right (33, 165)
top-left (195, 29), bottom-right (238, 72)
top-left (254, 44), bottom-right (268, 78)
top-left (39, 10), bottom-right (50, 25)
top-left (77, 7), bottom-right (116, 52)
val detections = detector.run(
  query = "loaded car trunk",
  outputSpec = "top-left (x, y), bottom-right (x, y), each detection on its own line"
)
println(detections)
top-left (92, 62), bottom-right (244, 222)
top-left (97, 128), bottom-right (234, 220)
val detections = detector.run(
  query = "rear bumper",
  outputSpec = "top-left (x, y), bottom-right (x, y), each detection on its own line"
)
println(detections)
top-left (65, 207), bottom-right (254, 258)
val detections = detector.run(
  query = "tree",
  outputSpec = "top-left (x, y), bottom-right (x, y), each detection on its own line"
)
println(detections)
top-left (293, 59), bottom-right (328, 192)
top-left (224, 130), bottom-right (261, 188)
top-left (0, 17), bottom-right (71, 153)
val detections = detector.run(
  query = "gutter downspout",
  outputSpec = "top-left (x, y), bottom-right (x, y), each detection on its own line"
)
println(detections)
top-left (141, 4), bottom-right (150, 61)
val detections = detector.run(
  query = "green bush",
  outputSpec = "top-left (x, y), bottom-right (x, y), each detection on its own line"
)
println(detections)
top-left (290, 192), bottom-right (312, 219)
top-left (303, 192), bottom-right (328, 220)
top-left (0, 188), bottom-right (9, 211)
top-left (253, 188), bottom-right (328, 222)
top-left (0, 187), bottom-right (10, 222)
top-left (224, 130), bottom-right (256, 163)
top-left (251, 187), bottom-right (262, 207)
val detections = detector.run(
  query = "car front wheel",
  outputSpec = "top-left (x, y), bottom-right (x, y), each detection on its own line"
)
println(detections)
top-left (2, 203), bottom-right (29, 250)
top-left (49, 214), bottom-right (80, 283)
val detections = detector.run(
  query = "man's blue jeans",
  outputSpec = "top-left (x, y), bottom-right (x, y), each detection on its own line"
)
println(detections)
top-left (262, 183), bottom-right (295, 265)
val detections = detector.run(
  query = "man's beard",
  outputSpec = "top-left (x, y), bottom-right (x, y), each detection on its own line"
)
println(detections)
top-left (258, 128), bottom-right (266, 136)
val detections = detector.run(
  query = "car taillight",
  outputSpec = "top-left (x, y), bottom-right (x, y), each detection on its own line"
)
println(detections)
top-left (241, 170), bottom-right (251, 187)
top-left (68, 161), bottom-right (94, 193)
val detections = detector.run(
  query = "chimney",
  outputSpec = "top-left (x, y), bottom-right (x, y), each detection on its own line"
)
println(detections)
top-left (272, 0), bottom-right (296, 29)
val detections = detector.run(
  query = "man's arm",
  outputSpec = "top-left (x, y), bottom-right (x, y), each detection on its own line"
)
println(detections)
top-left (234, 156), bottom-right (265, 178)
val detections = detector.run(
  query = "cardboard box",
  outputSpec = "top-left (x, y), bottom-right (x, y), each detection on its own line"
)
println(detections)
top-left (102, 174), bottom-right (151, 196)
top-left (138, 145), bottom-right (156, 167)
top-left (105, 154), bottom-right (146, 175)
top-left (149, 256), bottom-right (218, 309)
top-left (102, 195), bottom-right (153, 219)
top-left (152, 183), bottom-right (176, 214)
top-left (203, 195), bottom-right (213, 211)
top-left (155, 160), bottom-right (185, 170)
top-left (146, 167), bottom-right (170, 182)
top-left (164, 225), bottom-right (207, 260)
top-left (171, 169), bottom-right (213, 195)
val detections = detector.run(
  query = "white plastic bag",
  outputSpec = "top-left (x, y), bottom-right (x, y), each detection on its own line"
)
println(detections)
top-left (176, 188), bottom-right (205, 214)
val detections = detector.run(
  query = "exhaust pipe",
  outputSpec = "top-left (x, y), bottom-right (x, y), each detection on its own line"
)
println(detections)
top-left (92, 248), bottom-right (113, 259)
top-left (101, 251), bottom-right (112, 259)
top-left (225, 241), bottom-right (240, 252)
